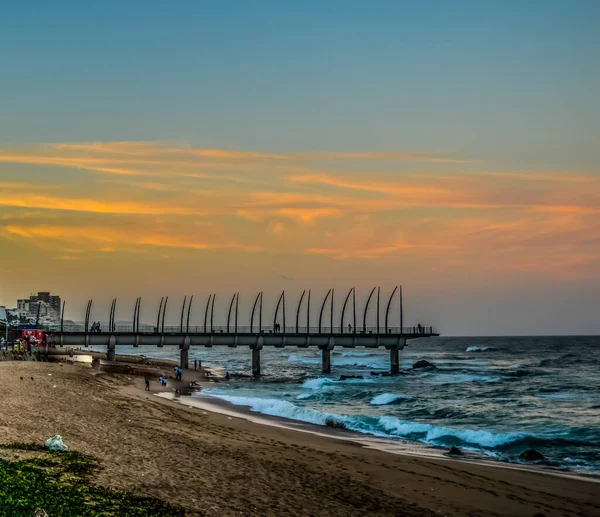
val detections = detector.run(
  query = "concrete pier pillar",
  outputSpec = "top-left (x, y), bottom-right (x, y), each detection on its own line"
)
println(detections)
top-left (252, 348), bottom-right (261, 378)
top-left (107, 335), bottom-right (116, 362)
top-left (320, 337), bottom-right (335, 374)
top-left (389, 348), bottom-right (399, 374)
top-left (322, 348), bottom-right (331, 374)
top-left (180, 336), bottom-right (190, 369)
top-left (180, 348), bottom-right (189, 369)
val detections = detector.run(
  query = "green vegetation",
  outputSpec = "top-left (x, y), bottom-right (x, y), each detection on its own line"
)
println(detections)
top-left (0, 443), bottom-right (184, 517)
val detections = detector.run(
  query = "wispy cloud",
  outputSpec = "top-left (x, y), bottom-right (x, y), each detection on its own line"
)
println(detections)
top-left (0, 141), bottom-right (598, 280)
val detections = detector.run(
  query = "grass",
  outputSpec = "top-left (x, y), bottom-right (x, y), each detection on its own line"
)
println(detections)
top-left (0, 442), bottom-right (184, 517)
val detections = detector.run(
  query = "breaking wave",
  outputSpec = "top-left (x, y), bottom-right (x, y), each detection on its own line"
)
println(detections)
top-left (301, 377), bottom-right (374, 390)
top-left (288, 354), bottom-right (386, 369)
top-left (201, 391), bottom-right (544, 450)
top-left (370, 393), bottom-right (410, 405)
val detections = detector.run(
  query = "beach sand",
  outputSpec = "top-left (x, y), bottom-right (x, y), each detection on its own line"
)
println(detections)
top-left (0, 360), bottom-right (598, 516)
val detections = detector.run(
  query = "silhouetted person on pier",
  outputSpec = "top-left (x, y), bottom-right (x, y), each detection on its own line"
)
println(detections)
top-left (417, 323), bottom-right (423, 334)
top-left (274, 323), bottom-right (280, 333)
top-left (348, 323), bottom-right (352, 333)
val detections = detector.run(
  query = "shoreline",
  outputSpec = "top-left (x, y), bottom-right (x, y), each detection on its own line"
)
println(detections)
top-left (155, 387), bottom-right (600, 483)
top-left (47, 347), bottom-right (599, 480)
top-left (1, 360), bottom-right (599, 516)
top-left (55, 347), bottom-right (600, 481)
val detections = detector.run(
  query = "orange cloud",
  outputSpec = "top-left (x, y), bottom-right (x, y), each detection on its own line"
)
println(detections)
top-left (0, 140), bottom-right (598, 281)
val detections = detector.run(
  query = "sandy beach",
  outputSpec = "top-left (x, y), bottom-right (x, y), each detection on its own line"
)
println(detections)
top-left (0, 360), bottom-right (598, 517)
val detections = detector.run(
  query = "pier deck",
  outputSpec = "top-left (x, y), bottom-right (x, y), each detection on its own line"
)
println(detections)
top-left (48, 287), bottom-right (439, 375)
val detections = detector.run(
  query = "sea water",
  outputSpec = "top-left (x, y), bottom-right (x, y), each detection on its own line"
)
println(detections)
top-left (92, 336), bottom-right (600, 474)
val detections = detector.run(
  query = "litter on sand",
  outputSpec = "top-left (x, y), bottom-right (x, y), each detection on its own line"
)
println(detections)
top-left (45, 435), bottom-right (68, 452)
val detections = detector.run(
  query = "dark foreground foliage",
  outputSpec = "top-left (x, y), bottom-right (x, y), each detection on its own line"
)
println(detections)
top-left (0, 442), bottom-right (184, 517)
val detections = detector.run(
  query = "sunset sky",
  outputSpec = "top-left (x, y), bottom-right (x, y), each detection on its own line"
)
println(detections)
top-left (1, 2), bottom-right (599, 334)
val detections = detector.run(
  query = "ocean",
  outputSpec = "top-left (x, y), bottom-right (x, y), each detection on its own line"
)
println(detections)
top-left (93, 336), bottom-right (600, 474)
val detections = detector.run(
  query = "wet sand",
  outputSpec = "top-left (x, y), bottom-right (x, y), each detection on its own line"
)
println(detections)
top-left (0, 360), bottom-right (598, 516)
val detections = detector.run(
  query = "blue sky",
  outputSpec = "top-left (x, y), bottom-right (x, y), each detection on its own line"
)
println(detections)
top-left (0, 1), bottom-right (599, 334)
top-left (2, 1), bottom-right (598, 166)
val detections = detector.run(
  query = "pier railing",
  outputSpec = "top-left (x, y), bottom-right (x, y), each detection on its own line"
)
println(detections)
top-left (44, 288), bottom-right (438, 377)
top-left (48, 324), bottom-right (435, 336)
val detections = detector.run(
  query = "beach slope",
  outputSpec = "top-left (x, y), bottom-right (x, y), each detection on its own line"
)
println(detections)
top-left (0, 362), bottom-right (598, 516)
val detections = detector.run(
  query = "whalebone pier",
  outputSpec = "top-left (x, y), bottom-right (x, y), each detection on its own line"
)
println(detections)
top-left (52, 287), bottom-right (438, 376)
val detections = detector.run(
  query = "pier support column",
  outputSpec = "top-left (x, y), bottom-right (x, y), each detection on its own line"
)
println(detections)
top-left (387, 338), bottom-right (405, 374)
top-left (322, 348), bottom-right (331, 374)
top-left (250, 336), bottom-right (264, 378)
top-left (180, 348), bottom-right (189, 369)
top-left (319, 336), bottom-right (335, 374)
top-left (389, 348), bottom-right (399, 374)
top-left (252, 348), bottom-right (261, 377)
top-left (107, 335), bottom-right (116, 362)
top-left (180, 336), bottom-right (190, 369)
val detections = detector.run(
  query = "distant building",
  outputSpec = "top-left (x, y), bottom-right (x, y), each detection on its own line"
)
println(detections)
top-left (16, 292), bottom-right (62, 323)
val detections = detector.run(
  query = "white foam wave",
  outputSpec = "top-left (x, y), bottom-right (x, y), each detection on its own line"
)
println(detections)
top-left (378, 416), bottom-right (522, 447)
top-left (204, 392), bottom-right (339, 426)
top-left (301, 377), bottom-right (374, 390)
top-left (287, 354), bottom-right (320, 365)
top-left (203, 391), bottom-right (524, 449)
top-left (339, 351), bottom-right (378, 358)
top-left (466, 346), bottom-right (490, 352)
top-left (370, 393), bottom-right (409, 405)
top-left (288, 353), bottom-right (386, 369)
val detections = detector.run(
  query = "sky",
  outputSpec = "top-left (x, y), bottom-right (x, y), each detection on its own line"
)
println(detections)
top-left (1, 1), bottom-right (599, 335)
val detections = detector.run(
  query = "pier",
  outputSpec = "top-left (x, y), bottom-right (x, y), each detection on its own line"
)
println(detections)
top-left (52, 287), bottom-right (438, 376)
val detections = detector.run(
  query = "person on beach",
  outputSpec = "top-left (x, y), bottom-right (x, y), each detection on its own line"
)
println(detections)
top-left (194, 359), bottom-right (197, 371)
top-left (159, 376), bottom-right (163, 386)
top-left (144, 377), bottom-right (150, 391)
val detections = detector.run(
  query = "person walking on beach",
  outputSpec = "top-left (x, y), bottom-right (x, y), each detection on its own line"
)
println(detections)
top-left (194, 359), bottom-right (197, 371)
top-left (144, 376), bottom-right (150, 391)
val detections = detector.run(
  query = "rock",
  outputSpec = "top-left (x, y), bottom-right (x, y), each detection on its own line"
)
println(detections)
top-left (448, 446), bottom-right (463, 456)
top-left (413, 359), bottom-right (436, 369)
top-left (325, 417), bottom-right (346, 429)
top-left (520, 449), bottom-right (545, 462)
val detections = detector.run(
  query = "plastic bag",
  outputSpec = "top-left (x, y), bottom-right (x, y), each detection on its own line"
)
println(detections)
top-left (45, 435), bottom-right (68, 452)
